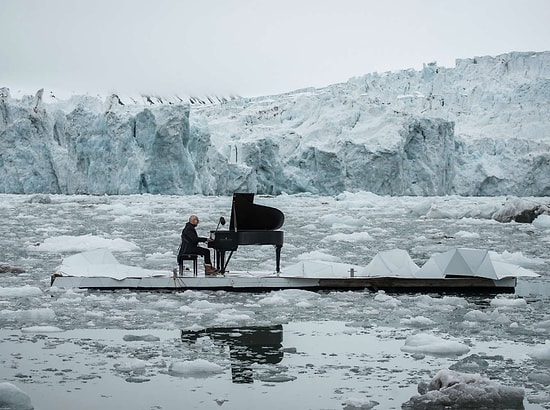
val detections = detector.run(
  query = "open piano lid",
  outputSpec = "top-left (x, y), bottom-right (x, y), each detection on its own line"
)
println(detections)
top-left (229, 193), bottom-right (284, 231)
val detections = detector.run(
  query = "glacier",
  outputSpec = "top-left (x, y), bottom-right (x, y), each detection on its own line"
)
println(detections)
top-left (1, 51), bottom-right (549, 196)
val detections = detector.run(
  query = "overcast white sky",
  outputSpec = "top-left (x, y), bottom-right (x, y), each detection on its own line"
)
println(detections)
top-left (2, 0), bottom-right (549, 97)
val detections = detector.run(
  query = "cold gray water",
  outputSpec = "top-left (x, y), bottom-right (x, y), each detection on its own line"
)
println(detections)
top-left (1, 193), bottom-right (549, 409)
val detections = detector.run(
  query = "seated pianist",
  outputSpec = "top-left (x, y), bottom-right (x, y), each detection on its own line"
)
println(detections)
top-left (177, 214), bottom-right (218, 275)
top-left (208, 193), bottom-right (285, 274)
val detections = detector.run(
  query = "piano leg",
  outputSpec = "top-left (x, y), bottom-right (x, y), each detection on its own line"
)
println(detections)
top-left (275, 245), bottom-right (282, 273)
top-left (215, 250), bottom-right (234, 274)
top-left (215, 250), bottom-right (225, 273)
top-left (222, 251), bottom-right (234, 274)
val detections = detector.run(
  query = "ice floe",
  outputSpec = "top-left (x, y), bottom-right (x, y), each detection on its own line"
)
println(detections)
top-left (0, 383), bottom-right (33, 410)
top-left (401, 333), bottom-right (470, 356)
top-left (168, 359), bottom-right (224, 377)
top-left (403, 369), bottom-right (524, 409)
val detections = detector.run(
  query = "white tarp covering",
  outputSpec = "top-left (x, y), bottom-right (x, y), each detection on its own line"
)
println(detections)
top-left (416, 248), bottom-right (539, 280)
top-left (57, 248), bottom-right (538, 281)
top-left (491, 260), bottom-right (540, 279)
top-left (282, 260), bottom-right (360, 278)
top-left (58, 249), bottom-right (169, 280)
top-left (361, 249), bottom-right (420, 278)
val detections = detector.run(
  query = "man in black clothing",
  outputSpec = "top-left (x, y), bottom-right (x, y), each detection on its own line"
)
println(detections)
top-left (177, 215), bottom-right (218, 275)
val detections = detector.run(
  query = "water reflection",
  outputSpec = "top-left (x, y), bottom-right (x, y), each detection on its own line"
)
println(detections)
top-left (181, 325), bottom-right (284, 383)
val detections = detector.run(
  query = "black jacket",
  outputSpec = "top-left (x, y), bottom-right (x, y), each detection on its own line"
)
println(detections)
top-left (179, 222), bottom-right (206, 255)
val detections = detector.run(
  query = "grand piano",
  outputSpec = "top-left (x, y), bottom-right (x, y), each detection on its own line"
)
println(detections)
top-left (208, 193), bottom-right (284, 274)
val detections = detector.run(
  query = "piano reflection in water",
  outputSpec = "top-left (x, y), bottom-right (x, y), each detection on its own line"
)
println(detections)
top-left (208, 193), bottom-right (284, 274)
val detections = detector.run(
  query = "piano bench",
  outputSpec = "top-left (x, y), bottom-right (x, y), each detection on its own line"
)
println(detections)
top-left (179, 254), bottom-right (198, 277)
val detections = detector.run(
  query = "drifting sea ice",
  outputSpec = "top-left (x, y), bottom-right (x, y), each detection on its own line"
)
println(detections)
top-left (0, 383), bottom-right (33, 410)
top-left (169, 359), bottom-right (225, 377)
top-left (403, 369), bottom-right (525, 409)
top-left (0, 285), bottom-right (42, 298)
top-left (533, 214), bottom-right (550, 230)
top-left (1, 193), bottom-right (550, 409)
top-left (529, 341), bottom-right (550, 361)
top-left (400, 333), bottom-right (471, 356)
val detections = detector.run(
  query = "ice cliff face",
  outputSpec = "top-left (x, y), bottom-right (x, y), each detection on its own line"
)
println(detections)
top-left (1, 51), bottom-right (549, 196)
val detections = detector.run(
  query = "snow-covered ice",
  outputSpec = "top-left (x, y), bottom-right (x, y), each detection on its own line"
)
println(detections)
top-left (2, 51), bottom-right (550, 197)
top-left (403, 369), bottom-right (525, 409)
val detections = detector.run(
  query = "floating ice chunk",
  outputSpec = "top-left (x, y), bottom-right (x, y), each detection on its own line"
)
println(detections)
top-left (180, 290), bottom-right (208, 299)
top-left (528, 392), bottom-right (550, 405)
top-left (258, 293), bottom-right (290, 306)
top-left (342, 397), bottom-right (379, 410)
top-left (527, 371), bottom-right (550, 385)
top-left (21, 326), bottom-right (64, 333)
top-left (362, 307), bottom-right (380, 316)
top-left (145, 251), bottom-right (173, 263)
top-left (490, 309), bottom-right (512, 324)
top-left (374, 291), bottom-right (401, 307)
top-left (257, 370), bottom-right (296, 383)
top-left (535, 319), bottom-right (550, 330)
top-left (529, 340), bottom-right (550, 361)
top-left (439, 296), bottom-right (468, 307)
top-left (491, 197), bottom-right (543, 223)
top-left (490, 250), bottom-right (545, 268)
top-left (116, 295), bottom-right (139, 304)
top-left (424, 204), bottom-right (459, 219)
top-left (53, 296), bottom-right (83, 305)
top-left (322, 232), bottom-right (373, 242)
top-left (150, 299), bottom-right (179, 309)
top-left (169, 359), bottom-right (224, 377)
top-left (401, 333), bottom-right (470, 356)
top-left (463, 309), bottom-right (491, 322)
top-left (0, 308), bottom-right (55, 322)
top-left (533, 214), bottom-right (550, 229)
top-left (296, 250), bottom-right (341, 262)
top-left (32, 234), bottom-right (138, 252)
top-left (187, 299), bottom-right (228, 311)
top-left (183, 323), bottom-right (205, 332)
top-left (403, 369), bottom-right (524, 409)
top-left (449, 354), bottom-right (490, 372)
top-left (214, 308), bottom-right (254, 324)
top-left (409, 200), bottom-right (433, 216)
top-left (0, 286), bottom-right (42, 298)
top-left (415, 295), bottom-right (468, 310)
top-left (113, 215), bottom-right (133, 224)
top-left (454, 230), bottom-right (480, 238)
top-left (263, 289), bottom-right (319, 305)
top-left (400, 316), bottom-right (435, 327)
top-left (113, 358), bottom-right (148, 373)
top-left (0, 383), bottom-right (33, 410)
top-left (319, 214), bottom-right (365, 228)
top-left (194, 336), bottom-right (215, 347)
top-left (490, 297), bottom-right (527, 308)
top-left (122, 334), bottom-right (160, 342)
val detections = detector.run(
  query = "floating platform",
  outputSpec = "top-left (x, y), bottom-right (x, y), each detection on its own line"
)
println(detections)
top-left (50, 272), bottom-right (518, 293)
top-left (50, 248), bottom-right (537, 294)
